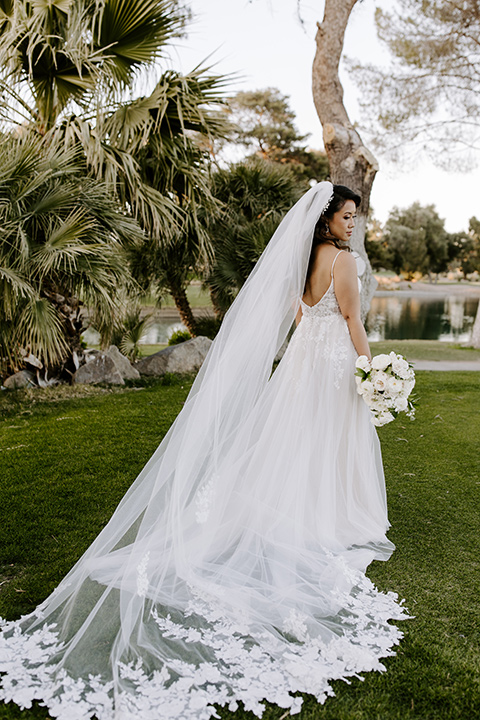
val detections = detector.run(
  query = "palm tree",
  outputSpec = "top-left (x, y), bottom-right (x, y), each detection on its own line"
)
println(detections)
top-left (0, 133), bottom-right (142, 379)
top-left (205, 159), bottom-right (303, 316)
top-left (105, 69), bottom-right (228, 335)
top-left (0, 0), bottom-right (188, 131)
top-left (0, 0), bottom-right (230, 349)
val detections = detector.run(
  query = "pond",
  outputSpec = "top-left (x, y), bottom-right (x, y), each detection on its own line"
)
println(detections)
top-left (83, 291), bottom-right (480, 346)
top-left (365, 292), bottom-right (479, 342)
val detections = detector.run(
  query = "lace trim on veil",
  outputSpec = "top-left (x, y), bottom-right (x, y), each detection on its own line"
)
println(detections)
top-left (0, 566), bottom-right (410, 720)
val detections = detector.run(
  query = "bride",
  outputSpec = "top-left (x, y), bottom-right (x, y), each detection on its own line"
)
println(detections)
top-left (0, 181), bottom-right (408, 720)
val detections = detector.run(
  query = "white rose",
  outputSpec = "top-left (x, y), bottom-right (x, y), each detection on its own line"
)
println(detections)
top-left (394, 396), bottom-right (408, 412)
top-left (361, 380), bottom-right (374, 397)
top-left (371, 410), bottom-right (394, 427)
top-left (378, 410), bottom-right (395, 426)
top-left (373, 371), bottom-right (388, 392)
top-left (355, 375), bottom-right (362, 386)
top-left (374, 398), bottom-right (389, 412)
top-left (403, 379), bottom-right (416, 396)
top-left (363, 394), bottom-right (376, 407)
top-left (392, 359), bottom-right (410, 378)
top-left (371, 354), bottom-right (392, 371)
top-left (387, 377), bottom-right (403, 395)
top-left (355, 355), bottom-right (371, 373)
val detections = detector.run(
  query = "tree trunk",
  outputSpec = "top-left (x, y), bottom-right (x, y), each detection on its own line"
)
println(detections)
top-left (471, 303), bottom-right (480, 348)
top-left (170, 284), bottom-right (198, 336)
top-left (209, 288), bottom-right (225, 320)
top-left (312, 0), bottom-right (379, 318)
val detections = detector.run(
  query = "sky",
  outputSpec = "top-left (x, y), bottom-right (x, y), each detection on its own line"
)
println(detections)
top-left (168, 0), bottom-right (480, 233)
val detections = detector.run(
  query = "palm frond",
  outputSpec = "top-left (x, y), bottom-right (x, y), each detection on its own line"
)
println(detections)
top-left (16, 296), bottom-right (68, 367)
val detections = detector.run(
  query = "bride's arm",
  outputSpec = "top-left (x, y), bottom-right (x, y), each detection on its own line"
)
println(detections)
top-left (333, 253), bottom-right (372, 360)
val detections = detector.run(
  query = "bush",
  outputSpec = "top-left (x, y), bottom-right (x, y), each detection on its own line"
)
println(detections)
top-left (168, 329), bottom-right (191, 345)
top-left (195, 316), bottom-right (222, 339)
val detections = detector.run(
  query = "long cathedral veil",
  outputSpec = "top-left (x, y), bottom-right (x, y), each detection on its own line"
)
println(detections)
top-left (0, 181), bottom-right (408, 720)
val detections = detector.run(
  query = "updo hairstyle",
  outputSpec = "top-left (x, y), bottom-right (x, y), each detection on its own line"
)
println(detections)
top-left (314, 184), bottom-right (361, 250)
top-left (305, 184), bottom-right (361, 289)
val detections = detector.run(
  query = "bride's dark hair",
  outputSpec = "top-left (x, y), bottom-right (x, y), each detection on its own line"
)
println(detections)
top-left (305, 184), bottom-right (361, 286)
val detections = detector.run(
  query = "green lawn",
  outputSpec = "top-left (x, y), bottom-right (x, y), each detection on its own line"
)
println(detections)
top-left (0, 372), bottom-right (479, 719)
top-left (136, 339), bottom-right (480, 361)
top-left (141, 282), bottom-right (213, 309)
top-left (370, 339), bottom-right (480, 362)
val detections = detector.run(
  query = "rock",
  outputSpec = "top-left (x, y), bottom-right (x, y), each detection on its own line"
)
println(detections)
top-left (105, 345), bottom-right (140, 380)
top-left (136, 336), bottom-right (212, 376)
top-left (20, 350), bottom-right (43, 369)
top-left (4, 370), bottom-right (36, 389)
top-left (74, 354), bottom-right (124, 385)
top-left (84, 349), bottom-right (103, 361)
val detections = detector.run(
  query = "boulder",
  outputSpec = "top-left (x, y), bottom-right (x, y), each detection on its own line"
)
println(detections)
top-left (4, 370), bottom-right (36, 389)
top-left (74, 354), bottom-right (124, 385)
top-left (105, 345), bottom-right (140, 380)
top-left (136, 336), bottom-right (212, 376)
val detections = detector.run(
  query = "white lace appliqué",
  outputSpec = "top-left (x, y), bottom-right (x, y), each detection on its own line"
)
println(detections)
top-left (195, 474), bottom-right (218, 524)
top-left (0, 569), bottom-right (410, 720)
top-left (136, 552), bottom-right (150, 597)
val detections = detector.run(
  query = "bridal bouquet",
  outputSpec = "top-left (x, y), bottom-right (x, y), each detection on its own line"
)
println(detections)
top-left (355, 352), bottom-right (416, 427)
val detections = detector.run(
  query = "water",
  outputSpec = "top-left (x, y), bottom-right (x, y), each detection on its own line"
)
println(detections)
top-left (365, 293), bottom-right (479, 342)
top-left (83, 293), bottom-right (480, 346)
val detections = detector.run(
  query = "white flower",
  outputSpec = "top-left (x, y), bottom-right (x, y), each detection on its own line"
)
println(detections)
top-left (372, 410), bottom-right (395, 426)
top-left (371, 354), bottom-right (392, 371)
top-left (394, 396), bottom-right (408, 412)
top-left (361, 380), bottom-right (375, 397)
top-left (391, 359), bottom-right (410, 378)
top-left (355, 375), bottom-right (362, 386)
top-left (373, 371), bottom-right (389, 392)
top-left (374, 398), bottom-right (389, 411)
top-left (355, 355), bottom-right (371, 372)
top-left (380, 410), bottom-right (395, 424)
top-left (387, 377), bottom-right (403, 395)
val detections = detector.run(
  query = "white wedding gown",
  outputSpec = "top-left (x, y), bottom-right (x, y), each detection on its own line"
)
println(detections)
top-left (0, 249), bottom-right (408, 720)
top-left (0, 187), bottom-right (406, 720)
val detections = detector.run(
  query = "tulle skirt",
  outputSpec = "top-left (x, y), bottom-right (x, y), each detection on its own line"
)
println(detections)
top-left (0, 312), bottom-right (408, 720)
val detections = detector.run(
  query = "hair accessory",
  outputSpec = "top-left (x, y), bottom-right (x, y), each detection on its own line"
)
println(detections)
top-left (321, 190), bottom-right (334, 215)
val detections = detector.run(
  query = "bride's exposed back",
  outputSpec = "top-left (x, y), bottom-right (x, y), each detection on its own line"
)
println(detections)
top-left (0, 182), bottom-right (409, 720)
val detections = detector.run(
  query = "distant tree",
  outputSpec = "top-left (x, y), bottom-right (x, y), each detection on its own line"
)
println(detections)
top-left (458, 218), bottom-right (480, 278)
top-left (351, 0), bottom-right (480, 162)
top-left (383, 203), bottom-right (448, 279)
top-left (226, 88), bottom-right (329, 185)
top-left (364, 215), bottom-right (393, 271)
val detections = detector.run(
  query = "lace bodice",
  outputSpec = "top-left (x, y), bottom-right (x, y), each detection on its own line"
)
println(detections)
top-left (299, 278), bottom-right (343, 320)
top-left (299, 250), bottom-right (362, 321)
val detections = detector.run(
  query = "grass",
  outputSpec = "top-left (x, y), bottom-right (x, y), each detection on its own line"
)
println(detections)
top-left (0, 372), bottom-right (479, 719)
top-left (370, 339), bottom-right (480, 362)
top-left (135, 340), bottom-right (480, 362)
top-left (141, 282), bottom-right (212, 309)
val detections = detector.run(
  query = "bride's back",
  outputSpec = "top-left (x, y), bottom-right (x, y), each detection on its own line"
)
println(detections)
top-left (302, 244), bottom-right (342, 306)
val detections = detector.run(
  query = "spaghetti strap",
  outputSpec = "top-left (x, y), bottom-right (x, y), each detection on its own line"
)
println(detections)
top-left (330, 250), bottom-right (344, 277)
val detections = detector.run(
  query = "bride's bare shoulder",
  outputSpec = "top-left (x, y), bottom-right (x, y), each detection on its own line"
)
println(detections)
top-left (334, 250), bottom-right (357, 273)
